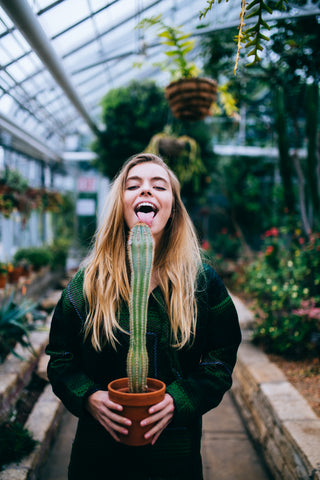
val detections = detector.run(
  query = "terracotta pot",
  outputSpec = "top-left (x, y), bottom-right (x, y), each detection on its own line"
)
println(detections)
top-left (0, 273), bottom-right (6, 288)
top-left (165, 77), bottom-right (218, 121)
top-left (8, 266), bottom-right (24, 283)
top-left (108, 377), bottom-right (166, 446)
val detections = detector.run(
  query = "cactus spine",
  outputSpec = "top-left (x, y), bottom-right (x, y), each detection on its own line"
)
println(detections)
top-left (127, 223), bottom-right (154, 393)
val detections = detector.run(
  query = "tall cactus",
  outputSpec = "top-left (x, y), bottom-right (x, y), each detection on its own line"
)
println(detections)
top-left (127, 222), bottom-right (154, 393)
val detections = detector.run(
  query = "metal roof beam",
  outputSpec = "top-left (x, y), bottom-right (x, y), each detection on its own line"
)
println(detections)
top-left (0, 0), bottom-right (100, 136)
top-left (0, 111), bottom-right (62, 163)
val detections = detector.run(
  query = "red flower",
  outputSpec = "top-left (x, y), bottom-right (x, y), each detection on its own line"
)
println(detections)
top-left (201, 240), bottom-right (210, 250)
top-left (265, 245), bottom-right (274, 255)
top-left (264, 227), bottom-right (279, 237)
top-left (221, 228), bottom-right (228, 234)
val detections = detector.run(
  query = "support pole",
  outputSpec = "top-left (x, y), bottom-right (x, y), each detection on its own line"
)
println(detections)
top-left (0, 0), bottom-right (100, 135)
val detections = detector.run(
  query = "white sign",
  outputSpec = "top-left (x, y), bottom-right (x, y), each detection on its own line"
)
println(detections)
top-left (76, 198), bottom-right (96, 216)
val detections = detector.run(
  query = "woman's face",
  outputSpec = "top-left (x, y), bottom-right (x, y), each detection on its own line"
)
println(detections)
top-left (123, 162), bottom-right (174, 245)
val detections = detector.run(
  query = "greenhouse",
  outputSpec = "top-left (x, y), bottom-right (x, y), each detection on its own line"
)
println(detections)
top-left (0, 0), bottom-right (319, 479)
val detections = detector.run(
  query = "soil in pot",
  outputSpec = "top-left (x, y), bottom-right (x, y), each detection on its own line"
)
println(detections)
top-left (108, 377), bottom-right (166, 446)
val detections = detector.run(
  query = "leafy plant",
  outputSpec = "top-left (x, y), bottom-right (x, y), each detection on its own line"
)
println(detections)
top-left (14, 247), bottom-right (53, 271)
top-left (0, 292), bottom-right (38, 362)
top-left (48, 238), bottom-right (71, 269)
top-left (136, 14), bottom-right (200, 81)
top-left (199, 0), bottom-right (288, 73)
top-left (127, 223), bottom-right (154, 393)
top-left (1, 169), bottom-right (28, 193)
top-left (243, 228), bottom-right (320, 358)
top-left (92, 80), bottom-right (168, 179)
top-left (0, 421), bottom-right (37, 470)
top-left (0, 262), bottom-right (7, 275)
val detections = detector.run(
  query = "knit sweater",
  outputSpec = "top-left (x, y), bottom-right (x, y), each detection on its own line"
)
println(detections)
top-left (46, 264), bottom-right (241, 479)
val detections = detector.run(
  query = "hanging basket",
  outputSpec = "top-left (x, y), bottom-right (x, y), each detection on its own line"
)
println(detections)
top-left (165, 77), bottom-right (218, 121)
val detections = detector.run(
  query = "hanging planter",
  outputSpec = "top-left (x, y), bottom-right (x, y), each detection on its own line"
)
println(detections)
top-left (136, 16), bottom-right (219, 122)
top-left (165, 77), bottom-right (218, 121)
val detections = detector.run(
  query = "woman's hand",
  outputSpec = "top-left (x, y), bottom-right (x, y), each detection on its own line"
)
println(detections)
top-left (85, 390), bottom-right (131, 442)
top-left (140, 393), bottom-right (175, 445)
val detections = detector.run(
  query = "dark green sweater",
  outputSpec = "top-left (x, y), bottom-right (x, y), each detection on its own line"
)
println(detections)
top-left (46, 265), bottom-right (241, 479)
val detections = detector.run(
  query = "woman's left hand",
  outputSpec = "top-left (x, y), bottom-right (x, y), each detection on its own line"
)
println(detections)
top-left (140, 393), bottom-right (175, 445)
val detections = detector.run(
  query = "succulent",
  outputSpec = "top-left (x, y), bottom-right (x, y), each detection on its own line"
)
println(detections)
top-left (127, 223), bottom-right (154, 393)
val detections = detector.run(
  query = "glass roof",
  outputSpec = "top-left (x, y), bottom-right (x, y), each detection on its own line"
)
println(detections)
top-left (0, 0), bottom-right (319, 159)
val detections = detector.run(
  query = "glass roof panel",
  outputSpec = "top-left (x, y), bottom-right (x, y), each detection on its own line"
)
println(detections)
top-left (36, 0), bottom-right (92, 38)
top-left (1, 0), bottom-right (319, 159)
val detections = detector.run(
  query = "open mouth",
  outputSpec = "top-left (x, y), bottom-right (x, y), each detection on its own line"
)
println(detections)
top-left (135, 202), bottom-right (158, 226)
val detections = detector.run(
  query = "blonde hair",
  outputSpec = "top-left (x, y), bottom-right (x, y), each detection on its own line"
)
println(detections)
top-left (83, 153), bottom-right (202, 350)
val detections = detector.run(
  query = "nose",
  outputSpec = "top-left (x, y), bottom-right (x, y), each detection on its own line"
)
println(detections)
top-left (140, 184), bottom-right (152, 196)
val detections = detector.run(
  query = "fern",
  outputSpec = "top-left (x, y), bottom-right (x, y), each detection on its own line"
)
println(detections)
top-left (200, 0), bottom-right (289, 73)
top-left (242, 0), bottom-right (272, 67)
top-left (136, 15), bottom-right (200, 80)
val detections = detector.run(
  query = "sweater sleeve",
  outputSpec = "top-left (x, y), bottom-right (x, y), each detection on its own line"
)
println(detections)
top-left (166, 266), bottom-right (242, 425)
top-left (45, 273), bottom-right (101, 418)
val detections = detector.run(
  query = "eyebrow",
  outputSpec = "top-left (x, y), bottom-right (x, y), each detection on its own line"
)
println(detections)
top-left (126, 175), bottom-right (169, 185)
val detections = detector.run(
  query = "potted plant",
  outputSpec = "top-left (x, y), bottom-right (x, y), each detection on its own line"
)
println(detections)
top-left (108, 223), bottom-right (166, 446)
top-left (0, 263), bottom-right (7, 289)
top-left (136, 15), bottom-right (218, 121)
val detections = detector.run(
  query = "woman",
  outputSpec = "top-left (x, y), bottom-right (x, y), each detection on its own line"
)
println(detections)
top-left (46, 153), bottom-right (241, 480)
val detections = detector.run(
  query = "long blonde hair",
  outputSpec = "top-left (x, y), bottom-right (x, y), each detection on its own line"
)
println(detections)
top-left (83, 153), bottom-right (202, 350)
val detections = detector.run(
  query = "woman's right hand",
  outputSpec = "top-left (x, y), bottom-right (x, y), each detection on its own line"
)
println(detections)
top-left (85, 390), bottom-right (131, 442)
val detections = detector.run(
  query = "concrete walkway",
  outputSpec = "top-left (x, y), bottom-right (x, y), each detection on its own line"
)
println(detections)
top-left (39, 390), bottom-right (273, 480)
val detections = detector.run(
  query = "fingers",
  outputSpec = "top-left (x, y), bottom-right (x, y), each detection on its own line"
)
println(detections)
top-left (86, 390), bottom-right (131, 441)
top-left (140, 393), bottom-right (175, 444)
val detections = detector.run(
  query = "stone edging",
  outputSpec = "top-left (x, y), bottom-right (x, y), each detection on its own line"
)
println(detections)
top-left (0, 384), bottom-right (64, 480)
top-left (0, 320), bottom-right (51, 423)
top-left (231, 337), bottom-right (320, 480)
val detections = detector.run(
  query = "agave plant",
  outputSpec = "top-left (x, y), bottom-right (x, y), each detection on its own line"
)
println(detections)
top-left (0, 292), bottom-right (39, 362)
top-left (126, 223), bottom-right (154, 393)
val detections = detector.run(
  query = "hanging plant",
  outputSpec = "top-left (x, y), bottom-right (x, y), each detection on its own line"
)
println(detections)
top-left (136, 15), bottom-right (218, 121)
top-left (146, 129), bottom-right (205, 191)
top-left (199, 0), bottom-right (289, 74)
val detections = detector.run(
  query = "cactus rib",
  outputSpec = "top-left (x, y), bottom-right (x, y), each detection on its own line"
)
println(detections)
top-left (127, 223), bottom-right (154, 393)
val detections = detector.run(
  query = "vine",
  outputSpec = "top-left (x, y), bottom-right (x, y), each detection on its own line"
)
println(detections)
top-left (200, 0), bottom-right (288, 73)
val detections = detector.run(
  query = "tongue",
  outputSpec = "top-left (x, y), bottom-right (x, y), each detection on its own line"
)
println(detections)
top-left (136, 211), bottom-right (155, 227)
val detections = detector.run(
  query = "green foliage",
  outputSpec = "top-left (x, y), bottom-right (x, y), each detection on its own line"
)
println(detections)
top-left (244, 227), bottom-right (320, 358)
top-left (127, 224), bottom-right (154, 393)
top-left (0, 169), bottom-right (28, 193)
top-left (211, 229), bottom-right (242, 260)
top-left (199, 0), bottom-right (288, 72)
top-left (51, 192), bottom-right (75, 242)
top-left (0, 292), bottom-right (38, 362)
top-left (0, 421), bottom-right (37, 470)
top-left (146, 130), bottom-right (205, 192)
top-left (48, 238), bottom-right (70, 269)
top-left (136, 15), bottom-right (200, 80)
top-left (209, 155), bottom-right (281, 244)
top-left (14, 247), bottom-right (53, 271)
top-left (92, 80), bottom-right (168, 179)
